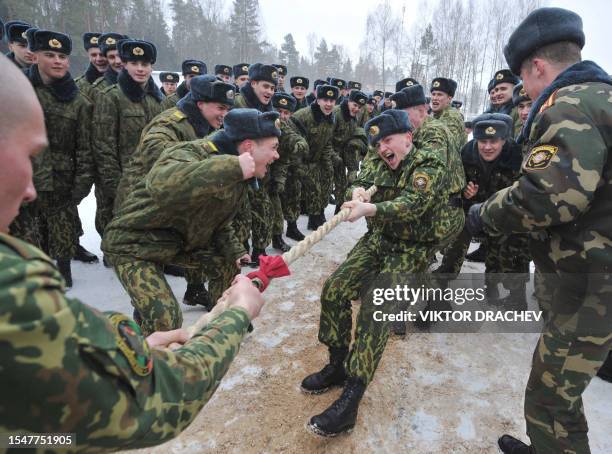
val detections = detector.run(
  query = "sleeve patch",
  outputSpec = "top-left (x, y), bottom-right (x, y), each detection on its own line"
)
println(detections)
top-left (413, 172), bottom-right (431, 191)
top-left (524, 144), bottom-right (559, 171)
top-left (108, 313), bottom-right (153, 377)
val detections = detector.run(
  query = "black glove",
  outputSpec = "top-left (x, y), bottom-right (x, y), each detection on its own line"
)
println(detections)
top-left (465, 203), bottom-right (484, 236)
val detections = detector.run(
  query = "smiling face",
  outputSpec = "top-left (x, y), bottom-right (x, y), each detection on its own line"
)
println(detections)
top-left (87, 47), bottom-right (108, 72)
top-left (376, 131), bottom-right (413, 170)
top-left (251, 80), bottom-right (275, 105)
top-left (477, 137), bottom-right (505, 161)
top-left (347, 100), bottom-right (361, 117)
top-left (317, 97), bottom-right (336, 115)
top-left (35, 50), bottom-right (69, 80)
top-left (197, 101), bottom-right (231, 129)
top-left (106, 49), bottom-right (123, 72)
top-left (125, 60), bottom-right (152, 84)
top-left (491, 82), bottom-right (514, 105)
top-left (247, 137), bottom-right (280, 178)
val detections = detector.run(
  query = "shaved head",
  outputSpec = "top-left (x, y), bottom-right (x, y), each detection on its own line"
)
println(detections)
top-left (0, 54), bottom-right (48, 233)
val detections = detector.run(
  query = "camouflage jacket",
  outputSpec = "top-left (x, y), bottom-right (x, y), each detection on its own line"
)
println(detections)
top-left (480, 60), bottom-right (612, 273)
top-left (75, 64), bottom-right (104, 103)
top-left (0, 232), bottom-right (250, 451)
top-left (102, 133), bottom-right (247, 265)
top-left (433, 105), bottom-right (467, 153)
top-left (270, 119), bottom-right (308, 191)
top-left (234, 83), bottom-right (274, 112)
top-left (27, 65), bottom-right (94, 202)
top-left (290, 103), bottom-right (335, 173)
top-left (356, 106), bottom-right (370, 128)
top-left (332, 101), bottom-right (367, 171)
top-left (90, 68), bottom-right (119, 102)
top-left (93, 71), bottom-right (164, 199)
top-left (294, 96), bottom-right (309, 110)
top-left (160, 81), bottom-right (188, 110)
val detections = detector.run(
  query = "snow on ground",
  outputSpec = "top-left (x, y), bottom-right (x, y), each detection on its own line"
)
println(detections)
top-left (71, 190), bottom-right (612, 453)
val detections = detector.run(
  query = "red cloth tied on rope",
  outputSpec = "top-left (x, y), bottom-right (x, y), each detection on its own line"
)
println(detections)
top-left (246, 255), bottom-right (291, 292)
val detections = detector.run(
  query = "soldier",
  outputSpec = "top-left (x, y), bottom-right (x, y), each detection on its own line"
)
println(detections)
top-left (90, 32), bottom-right (127, 97)
top-left (372, 89), bottom-right (383, 105)
top-left (331, 90), bottom-right (368, 213)
top-left (290, 84), bottom-right (338, 230)
top-left (160, 59), bottom-right (206, 109)
top-left (290, 75), bottom-right (309, 110)
top-left (117, 74), bottom-right (235, 310)
top-left (4, 21), bottom-right (33, 69)
top-left (19, 30), bottom-right (95, 287)
top-left (464, 120), bottom-right (473, 136)
top-left (348, 81), bottom-right (368, 126)
top-left (0, 52), bottom-right (270, 451)
top-left (305, 78), bottom-right (324, 105)
top-left (486, 69), bottom-right (519, 115)
top-left (395, 76), bottom-right (419, 93)
top-left (102, 109), bottom-right (280, 335)
top-left (348, 81), bottom-right (362, 93)
top-left (379, 91), bottom-right (393, 112)
top-left (215, 64), bottom-right (232, 82)
top-left (464, 8), bottom-right (612, 453)
top-left (75, 32), bottom-right (107, 101)
top-left (303, 110), bottom-right (461, 437)
top-left (232, 62), bottom-right (250, 88)
top-left (329, 77), bottom-right (347, 102)
top-left (512, 82), bottom-right (531, 139)
top-left (273, 63), bottom-right (287, 92)
top-left (430, 77), bottom-right (467, 154)
top-left (93, 39), bottom-right (164, 239)
top-left (159, 71), bottom-right (179, 96)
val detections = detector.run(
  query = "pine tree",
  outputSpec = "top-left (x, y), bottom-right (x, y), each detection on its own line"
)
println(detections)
top-left (228, 0), bottom-right (262, 63)
top-left (279, 33), bottom-right (300, 73)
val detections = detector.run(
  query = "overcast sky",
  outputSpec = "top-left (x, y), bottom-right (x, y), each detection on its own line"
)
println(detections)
top-left (254, 0), bottom-right (610, 73)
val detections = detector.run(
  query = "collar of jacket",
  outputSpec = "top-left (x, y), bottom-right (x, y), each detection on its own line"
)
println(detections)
top-left (176, 80), bottom-right (189, 99)
top-left (519, 60), bottom-right (612, 143)
top-left (117, 69), bottom-right (163, 103)
top-left (485, 100), bottom-right (513, 115)
top-left (104, 67), bottom-right (118, 85)
top-left (462, 138), bottom-right (522, 171)
top-left (27, 64), bottom-right (78, 102)
top-left (310, 101), bottom-right (334, 124)
top-left (85, 63), bottom-right (104, 84)
top-left (240, 82), bottom-right (273, 112)
top-left (209, 130), bottom-right (239, 156)
top-left (177, 92), bottom-right (212, 138)
top-left (340, 99), bottom-right (354, 122)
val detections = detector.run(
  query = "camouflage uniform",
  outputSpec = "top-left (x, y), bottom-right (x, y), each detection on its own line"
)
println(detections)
top-left (102, 136), bottom-right (247, 335)
top-left (290, 103), bottom-right (336, 216)
top-left (160, 80), bottom-right (189, 110)
top-left (331, 101), bottom-right (367, 206)
top-left (318, 146), bottom-right (462, 385)
top-left (479, 61), bottom-right (612, 453)
top-left (0, 232), bottom-right (251, 450)
top-left (433, 104), bottom-right (467, 153)
top-left (74, 64), bottom-right (104, 103)
top-left (93, 71), bottom-right (163, 235)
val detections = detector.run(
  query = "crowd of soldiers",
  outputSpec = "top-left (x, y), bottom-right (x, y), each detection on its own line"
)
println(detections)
top-left (1, 5), bottom-right (612, 453)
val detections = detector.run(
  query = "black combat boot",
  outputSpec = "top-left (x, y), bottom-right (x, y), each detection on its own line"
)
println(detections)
top-left (319, 210), bottom-right (327, 226)
top-left (497, 435), bottom-right (535, 453)
top-left (301, 347), bottom-right (348, 394)
top-left (74, 243), bottom-right (99, 263)
top-left (307, 376), bottom-right (366, 437)
top-left (57, 259), bottom-right (73, 288)
top-left (164, 264), bottom-right (185, 277)
top-left (286, 221), bottom-right (305, 241)
top-left (249, 248), bottom-right (266, 267)
top-left (307, 215), bottom-right (318, 230)
top-left (183, 283), bottom-right (213, 310)
top-left (272, 235), bottom-right (291, 252)
top-left (465, 244), bottom-right (486, 262)
top-left (597, 351), bottom-right (612, 383)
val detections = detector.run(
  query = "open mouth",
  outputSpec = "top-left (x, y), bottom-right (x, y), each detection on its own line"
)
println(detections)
top-left (382, 150), bottom-right (397, 167)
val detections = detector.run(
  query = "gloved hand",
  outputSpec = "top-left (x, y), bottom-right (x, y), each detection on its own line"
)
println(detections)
top-left (465, 203), bottom-right (484, 236)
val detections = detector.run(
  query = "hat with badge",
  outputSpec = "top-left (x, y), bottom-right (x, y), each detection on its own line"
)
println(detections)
top-left (190, 74), bottom-right (235, 106)
top-left (395, 77), bottom-right (419, 93)
top-left (313, 79), bottom-right (326, 89)
top-left (5, 21), bottom-right (30, 44)
top-left (365, 109), bottom-right (412, 146)
top-left (316, 84), bottom-right (339, 101)
top-left (290, 76), bottom-right (309, 88)
top-left (451, 100), bottom-right (463, 109)
top-left (30, 30), bottom-right (72, 55)
top-left (384, 91), bottom-right (393, 99)
top-left (504, 7), bottom-right (585, 75)
top-left (159, 72), bottom-right (179, 84)
top-left (489, 69), bottom-right (519, 92)
top-left (182, 59), bottom-right (206, 76)
top-left (328, 78), bottom-right (346, 90)
top-left (366, 96), bottom-right (376, 106)
top-left (223, 108), bottom-right (282, 142)
top-left (273, 64), bottom-right (287, 76)
top-left (430, 77), bottom-right (457, 97)
top-left (118, 39), bottom-right (156, 64)
top-left (512, 83), bottom-right (530, 106)
top-left (272, 92), bottom-right (297, 112)
top-left (232, 62), bottom-right (249, 77)
top-left (391, 84), bottom-right (427, 109)
top-left (348, 81), bottom-right (362, 90)
top-left (83, 32), bottom-right (101, 50)
top-left (373, 89), bottom-right (384, 98)
top-left (99, 32), bottom-right (128, 55)
top-left (348, 90), bottom-right (367, 106)
top-left (248, 63), bottom-right (279, 85)
top-left (472, 113), bottom-right (512, 140)
top-left (215, 64), bottom-right (232, 76)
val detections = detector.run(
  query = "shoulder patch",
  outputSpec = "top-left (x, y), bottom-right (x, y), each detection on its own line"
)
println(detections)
top-left (413, 172), bottom-right (431, 191)
top-left (173, 110), bottom-right (187, 121)
top-left (524, 144), bottom-right (559, 171)
top-left (108, 313), bottom-right (153, 377)
top-left (207, 141), bottom-right (219, 153)
top-left (538, 89), bottom-right (558, 114)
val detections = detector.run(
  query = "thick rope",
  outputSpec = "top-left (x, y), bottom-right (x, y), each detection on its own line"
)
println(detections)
top-left (187, 185), bottom-right (378, 338)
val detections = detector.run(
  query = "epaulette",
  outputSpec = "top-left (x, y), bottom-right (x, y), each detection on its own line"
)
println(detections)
top-left (539, 89), bottom-right (558, 114)
top-left (207, 140), bottom-right (219, 153)
top-left (172, 109), bottom-right (187, 121)
top-left (101, 84), bottom-right (116, 94)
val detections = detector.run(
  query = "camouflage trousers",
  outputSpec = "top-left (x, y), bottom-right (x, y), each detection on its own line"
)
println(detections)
top-left (249, 186), bottom-right (272, 250)
top-left (318, 232), bottom-right (436, 385)
top-left (114, 253), bottom-right (238, 336)
top-left (94, 184), bottom-right (114, 238)
top-left (281, 166), bottom-right (302, 222)
top-left (269, 190), bottom-right (285, 236)
top-left (525, 266), bottom-right (612, 454)
top-left (232, 196), bottom-right (252, 249)
top-left (302, 162), bottom-right (333, 215)
top-left (37, 192), bottom-right (78, 259)
top-left (332, 158), bottom-right (349, 208)
top-left (8, 202), bottom-right (41, 248)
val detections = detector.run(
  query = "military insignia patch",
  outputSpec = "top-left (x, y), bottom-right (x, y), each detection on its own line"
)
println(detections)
top-left (91, 36), bottom-right (99, 44)
top-left (356, 83), bottom-right (361, 88)
top-left (226, 89), bottom-right (235, 99)
top-left (271, 71), bottom-right (278, 79)
top-left (165, 75), bottom-right (172, 81)
top-left (359, 98), bottom-right (365, 105)
top-left (326, 90), bottom-right (334, 97)
top-left (49, 39), bottom-right (62, 49)
top-left (22, 32), bottom-right (27, 39)
top-left (433, 81), bottom-right (440, 88)
top-left (297, 78), bottom-right (302, 83)
top-left (106, 37), bottom-right (116, 45)
top-left (109, 313), bottom-right (153, 377)
top-left (338, 81), bottom-right (343, 87)
top-left (485, 126), bottom-right (496, 135)
top-left (369, 125), bottom-right (380, 136)
top-left (413, 173), bottom-right (430, 191)
top-left (132, 46), bottom-right (144, 56)
top-left (406, 81), bottom-right (413, 86)
top-left (224, 67), bottom-right (230, 74)
top-left (191, 65), bottom-right (200, 73)
top-left (519, 88), bottom-right (526, 97)
top-left (496, 72), bottom-right (504, 80)
top-left (279, 98), bottom-right (288, 106)
top-left (242, 65), bottom-right (248, 72)
top-left (525, 144), bottom-right (559, 171)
